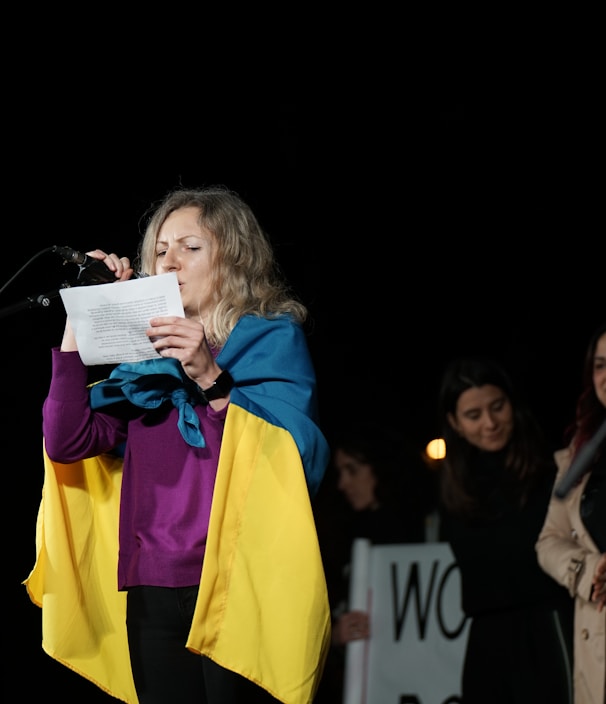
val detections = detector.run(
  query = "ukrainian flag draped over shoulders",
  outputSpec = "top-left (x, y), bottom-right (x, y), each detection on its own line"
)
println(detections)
top-left (188, 315), bottom-right (331, 703)
top-left (24, 314), bottom-right (331, 704)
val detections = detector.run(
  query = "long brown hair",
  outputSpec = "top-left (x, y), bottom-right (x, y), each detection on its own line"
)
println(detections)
top-left (565, 321), bottom-right (606, 461)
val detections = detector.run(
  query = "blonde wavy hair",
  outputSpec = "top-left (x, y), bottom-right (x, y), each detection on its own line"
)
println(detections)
top-left (135, 186), bottom-right (308, 348)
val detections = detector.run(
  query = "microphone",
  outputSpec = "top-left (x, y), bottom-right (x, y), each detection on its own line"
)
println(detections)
top-left (554, 417), bottom-right (606, 499)
top-left (52, 245), bottom-right (126, 285)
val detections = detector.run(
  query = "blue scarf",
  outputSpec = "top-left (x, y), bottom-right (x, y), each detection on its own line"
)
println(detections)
top-left (90, 357), bottom-right (207, 447)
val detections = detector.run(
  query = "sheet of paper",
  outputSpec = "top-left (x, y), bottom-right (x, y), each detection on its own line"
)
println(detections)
top-left (59, 272), bottom-right (184, 365)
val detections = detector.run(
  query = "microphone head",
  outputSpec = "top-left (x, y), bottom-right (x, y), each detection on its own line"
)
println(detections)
top-left (53, 246), bottom-right (86, 266)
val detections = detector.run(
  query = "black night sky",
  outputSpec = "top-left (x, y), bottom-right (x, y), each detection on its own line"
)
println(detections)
top-left (5, 23), bottom-right (602, 701)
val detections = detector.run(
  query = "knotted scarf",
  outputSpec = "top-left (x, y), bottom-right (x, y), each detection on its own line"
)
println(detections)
top-left (89, 357), bottom-right (207, 448)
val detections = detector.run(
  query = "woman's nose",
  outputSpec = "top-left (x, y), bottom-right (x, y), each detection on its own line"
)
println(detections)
top-left (484, 412), bottom-right (498, 427)
top-left (160, 249), bottom-right (179, 270)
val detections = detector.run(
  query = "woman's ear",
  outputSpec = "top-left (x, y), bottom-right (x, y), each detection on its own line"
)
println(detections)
top-left (446, 412), bottom-right (459, 433)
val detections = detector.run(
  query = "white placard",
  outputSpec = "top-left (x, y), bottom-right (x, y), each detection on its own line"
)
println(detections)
top-left (344, 540), bottom-right (469, 704)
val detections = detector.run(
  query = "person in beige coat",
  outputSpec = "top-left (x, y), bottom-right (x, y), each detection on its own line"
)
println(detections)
top-left (536, 321), bottom-right (606, 704)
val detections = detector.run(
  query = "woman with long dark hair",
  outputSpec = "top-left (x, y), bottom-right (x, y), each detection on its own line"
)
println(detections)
top-left (438, 356), bottom-right (574, 704)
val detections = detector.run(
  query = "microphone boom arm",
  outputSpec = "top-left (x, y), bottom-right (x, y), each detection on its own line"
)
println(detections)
top-left (0, 282), bottom-right (73, 319)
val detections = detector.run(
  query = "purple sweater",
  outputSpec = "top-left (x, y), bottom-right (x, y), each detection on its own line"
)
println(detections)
top-left (42, 348), bottom-right (227, 590)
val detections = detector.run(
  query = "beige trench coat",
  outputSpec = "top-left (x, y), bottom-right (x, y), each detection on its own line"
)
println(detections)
top-left (536, 446), bottom-right (605, 704)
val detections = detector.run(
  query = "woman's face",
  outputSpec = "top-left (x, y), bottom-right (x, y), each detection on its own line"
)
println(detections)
top-left (334, 448), bottom-right (378, 511)
top-left (154, 206), bottom-right (216, 318)
top-left (447, 384), bottom-right (514, 452)
top-left (594, 332), bottom-right (606, 409)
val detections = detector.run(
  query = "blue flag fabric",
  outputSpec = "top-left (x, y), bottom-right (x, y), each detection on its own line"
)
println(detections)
top-left (90, 358), bottom-right (206, 447)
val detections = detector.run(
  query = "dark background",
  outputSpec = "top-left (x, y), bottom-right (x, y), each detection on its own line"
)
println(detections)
top-left (5, 20), bottom-right (602, 701)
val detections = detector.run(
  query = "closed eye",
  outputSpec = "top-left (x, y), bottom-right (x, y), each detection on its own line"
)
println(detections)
top-left (156, 246), bottom-right (201, 257)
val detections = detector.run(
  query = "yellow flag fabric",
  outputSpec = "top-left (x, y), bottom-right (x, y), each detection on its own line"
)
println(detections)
top-left (25, 446), bottom-right (138, 703)
top-left (24, 404), bottom-right (330, 704)
top-left (187, 404), bottom-right (331, 703)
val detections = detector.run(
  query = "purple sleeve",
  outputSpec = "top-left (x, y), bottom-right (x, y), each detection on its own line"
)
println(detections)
top-left (43, 348), bottom-right (127, 462)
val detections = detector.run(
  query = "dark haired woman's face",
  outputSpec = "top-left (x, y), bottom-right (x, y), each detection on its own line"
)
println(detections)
top-left (594, 333), bottom-right (606, 409)
top-left (447, 384), bottom-right (514, 453)
top-left (333, 448), bottom-right (378, 511)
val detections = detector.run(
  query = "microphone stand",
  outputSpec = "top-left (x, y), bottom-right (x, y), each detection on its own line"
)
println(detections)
top-left (0, 246), bottom-right (124, 319)
top-left (0, 280), bottom-right (75, 319)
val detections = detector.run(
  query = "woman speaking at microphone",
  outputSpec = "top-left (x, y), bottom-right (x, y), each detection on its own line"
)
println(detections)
top-left (25, 185), bottom-right (331, 704)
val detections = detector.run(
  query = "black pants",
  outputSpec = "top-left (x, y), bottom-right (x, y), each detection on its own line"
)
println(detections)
top-left (126, 585), bottom-right (280, 704)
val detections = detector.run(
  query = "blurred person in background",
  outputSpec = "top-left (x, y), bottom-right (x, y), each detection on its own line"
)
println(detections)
top-left (437, 356), bottom-right (574, 704)
top-left (536, 322), bottom-right (606, 704)
top-left (313, 420), bottom-right (436, 703)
